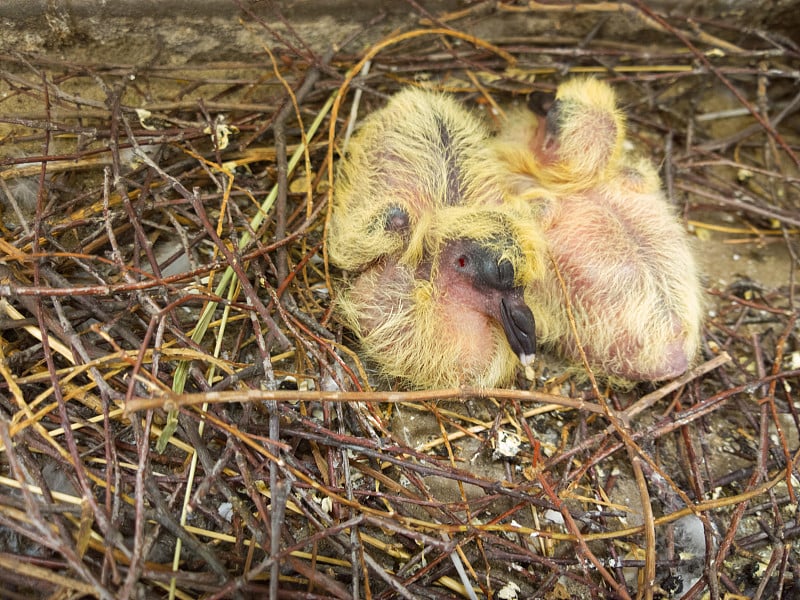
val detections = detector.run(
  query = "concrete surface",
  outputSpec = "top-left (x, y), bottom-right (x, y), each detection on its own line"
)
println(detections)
top-left (0, 1), bottom-right (797, 85)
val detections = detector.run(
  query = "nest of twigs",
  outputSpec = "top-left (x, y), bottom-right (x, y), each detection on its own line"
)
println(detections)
top-left (0, 2), bottom-right (798, 599)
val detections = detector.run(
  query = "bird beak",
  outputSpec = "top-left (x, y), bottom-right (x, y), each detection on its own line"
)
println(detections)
top-left (499, 292), bottom-right (536, 367)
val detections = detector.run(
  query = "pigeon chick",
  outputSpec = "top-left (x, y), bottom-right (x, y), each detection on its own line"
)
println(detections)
top-left (328, 88), bottom-right (545, 388)
top-left (491, 78), bottom-right (703, 382)
top-left (337, 209), bottom-right (541, 388)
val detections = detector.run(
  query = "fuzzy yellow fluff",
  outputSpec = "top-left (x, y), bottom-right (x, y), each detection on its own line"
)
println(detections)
top-left (492, 78), bottom-right (625, 195)
top-left (329, 80), bottom-right (703, 387)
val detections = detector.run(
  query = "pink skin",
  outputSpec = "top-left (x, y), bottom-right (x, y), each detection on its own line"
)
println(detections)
top-left (538, 181), bottom-right (693, 380)
top-left (350, 237), bottom-right (536, 381)
top-left (529, 115), bottom-right (559, 165)
top-left (505, 87), bottom-right (698, 382)
top-left (433, 239), bottom-right (536, 366)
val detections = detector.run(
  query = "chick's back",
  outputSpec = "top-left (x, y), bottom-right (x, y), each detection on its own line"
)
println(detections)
top-left (531, 163), bottom-right (703, 381)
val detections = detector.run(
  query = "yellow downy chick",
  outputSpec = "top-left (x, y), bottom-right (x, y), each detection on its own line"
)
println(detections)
top-left (491, 78), bottom-right (704, 382)
top-left (329, 89), bottom-right (545, 388)
top-left (527, 161), bottom-right (703, 381)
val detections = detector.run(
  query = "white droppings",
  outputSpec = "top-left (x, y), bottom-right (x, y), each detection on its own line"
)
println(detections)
top-left (494, 430), bottom-right (522, 459)
top-left (497, 581), bottom-right (521, 600)
top-left (218, 502), bottom-right (233, 523)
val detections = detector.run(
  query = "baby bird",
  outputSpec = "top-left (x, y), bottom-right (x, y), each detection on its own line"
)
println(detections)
top-left (492, 78), bottom-right (703, 382)
top-left (328, 89), bottom-right (544, 388)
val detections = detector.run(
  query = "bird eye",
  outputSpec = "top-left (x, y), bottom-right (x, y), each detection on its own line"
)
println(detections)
top-left (446, 240), bottom-right (517, 291)
top-left (527, 91), bottom-right (553, 117)
top-left (384, 206), bottom-right (410, 233)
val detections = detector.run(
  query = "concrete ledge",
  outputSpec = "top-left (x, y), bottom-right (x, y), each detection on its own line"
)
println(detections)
top-left (0, 0), bottom-right (426, 18)
top-left (1, 0), bottom-right (797, 62)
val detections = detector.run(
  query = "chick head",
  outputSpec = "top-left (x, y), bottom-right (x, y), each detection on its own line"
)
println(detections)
top-left (336, 205), bottom-right (545, 389)
top-left (545, 78), bottom-right (625, 183)
top-left (491, 77), bottom-right (626, 196)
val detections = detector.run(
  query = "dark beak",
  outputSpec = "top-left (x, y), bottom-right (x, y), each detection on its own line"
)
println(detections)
top-left (500, 293), bottom-right (536, 366)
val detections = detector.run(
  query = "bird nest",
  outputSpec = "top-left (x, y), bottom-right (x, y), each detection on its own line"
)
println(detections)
top-left (0, 2), bottom-right (798, 599)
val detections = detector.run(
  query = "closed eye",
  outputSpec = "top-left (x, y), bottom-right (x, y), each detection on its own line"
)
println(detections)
top-left (384, 206), bottom-right (410, 233)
